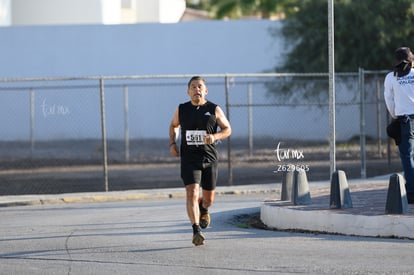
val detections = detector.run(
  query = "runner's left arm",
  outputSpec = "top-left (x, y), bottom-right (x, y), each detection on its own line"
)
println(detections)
top-left (212, 106), bottom-right (231, 142)
top-left (169, 108), bottom-right (180, 157)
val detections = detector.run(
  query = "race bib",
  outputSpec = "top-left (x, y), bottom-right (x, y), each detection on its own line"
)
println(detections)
top-left (186, 130), bottom-right (207, 145)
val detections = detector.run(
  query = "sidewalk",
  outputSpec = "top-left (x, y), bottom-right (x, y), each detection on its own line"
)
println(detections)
top-left (1, 175), bottom-right (413, 239)
top-left (261, 175), bottom-right (414, 239)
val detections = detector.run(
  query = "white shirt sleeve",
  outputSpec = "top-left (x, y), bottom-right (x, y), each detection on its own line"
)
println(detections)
top-left (384, 72), bottom-right (397, 119)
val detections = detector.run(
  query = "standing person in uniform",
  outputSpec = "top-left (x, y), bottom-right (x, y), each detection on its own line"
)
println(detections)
top-left (169, 76), bottom-right (232, 246)
top-left (384, 47), bottom-right (414, 203)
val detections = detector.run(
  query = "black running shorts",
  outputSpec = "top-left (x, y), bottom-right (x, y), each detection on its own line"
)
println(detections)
top-left (181, 159), bottom-right (218, 191)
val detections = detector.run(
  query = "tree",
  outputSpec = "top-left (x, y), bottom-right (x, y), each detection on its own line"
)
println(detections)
top-left (188, 0), bottom-right (293, 19)
top-left (277, 0), bottom-right (414, 73)
top-left (186, 0), bottom-right (414, 71)
top-left (262, 0), bottom-right (414, 102)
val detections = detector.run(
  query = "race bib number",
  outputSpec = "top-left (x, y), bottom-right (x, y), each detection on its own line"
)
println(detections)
top-left (186, 130), bottom-right (207, 145)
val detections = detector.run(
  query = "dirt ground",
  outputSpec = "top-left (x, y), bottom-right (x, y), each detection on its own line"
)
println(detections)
top-left (0, 139), bottom-right (402, 196)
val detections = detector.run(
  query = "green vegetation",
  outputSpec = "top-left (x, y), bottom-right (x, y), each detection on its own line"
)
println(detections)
top-left (187, 0), bottom-right (414, 72)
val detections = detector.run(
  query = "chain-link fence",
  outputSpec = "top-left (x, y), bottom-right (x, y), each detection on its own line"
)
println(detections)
top-left (0, 72), bottom-right (400, 195)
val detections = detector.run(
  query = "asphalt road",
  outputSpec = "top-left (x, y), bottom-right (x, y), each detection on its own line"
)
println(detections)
top-left (1, 194), bottom-right (413, 274)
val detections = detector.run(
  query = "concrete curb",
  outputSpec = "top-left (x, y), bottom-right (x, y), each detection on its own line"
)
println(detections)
top-left (261, 204), bottom-right (414, 239)
top-left (0, 192), bottom-right (185, 207)
top-left (0, 184), bottom-right (279, 208)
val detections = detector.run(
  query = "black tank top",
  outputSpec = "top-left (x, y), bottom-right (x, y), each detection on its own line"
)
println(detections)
top-left (178, 101), bottom-right (218, 163)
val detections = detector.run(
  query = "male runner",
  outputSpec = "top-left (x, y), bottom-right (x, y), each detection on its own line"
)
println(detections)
top-left (169, 76), bottom-right (232, 246)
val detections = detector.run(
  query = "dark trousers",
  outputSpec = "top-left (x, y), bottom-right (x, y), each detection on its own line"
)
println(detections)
top-left (398, 115), bottom-right (414, 196)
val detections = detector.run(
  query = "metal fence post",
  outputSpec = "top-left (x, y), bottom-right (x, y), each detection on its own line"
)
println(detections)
top-left (124, 85), bottom-right (130, 163)
top-left (30, 88), bottom-right (35, 157)
top-left (328, 0), bottom-right (336, 178)
top-left (359, 68), bottom-right (367, 178)
top-left (376, 78), bottom-right (383, 157)
top-left (99, 78), bottom-right (109, 191)
top-left (225, 75), bottom-right (233, 186)
top-left (386, 111), bottom-right (392, 168)
top-left (248, 82), bottom-right (253, 157)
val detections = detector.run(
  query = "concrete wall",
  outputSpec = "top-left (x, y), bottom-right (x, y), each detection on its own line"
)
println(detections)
top-left (0, 20), bottom-right (280, 78)
top-left (0, 20), bottom-right (288, 141)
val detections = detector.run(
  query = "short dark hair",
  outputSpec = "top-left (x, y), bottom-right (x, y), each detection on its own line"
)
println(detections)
top-left (187, 76), bottom-right (206, 88)
top-left (395, 47), bottom-right (414, 65)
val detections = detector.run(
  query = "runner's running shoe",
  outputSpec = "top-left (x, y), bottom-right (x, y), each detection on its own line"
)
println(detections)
top-left (192, 231), bottom-right (205, 246)
top-left (199, 199), bottom-right (210, 229)
top-left (200, 212), bottom-right (210, 229)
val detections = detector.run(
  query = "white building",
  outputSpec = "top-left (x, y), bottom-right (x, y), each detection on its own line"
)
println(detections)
top-left (0, 0), bottom-right (186, 26)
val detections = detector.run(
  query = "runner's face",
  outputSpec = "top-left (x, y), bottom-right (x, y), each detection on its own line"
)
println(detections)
top-left (187, 79), bottom-right (208, 104)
